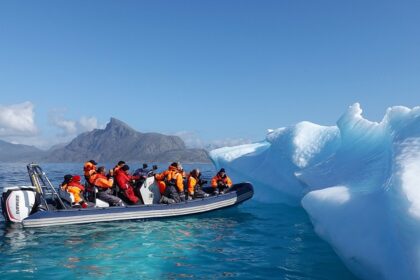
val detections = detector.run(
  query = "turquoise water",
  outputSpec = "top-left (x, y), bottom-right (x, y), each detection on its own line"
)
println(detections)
top-left (0, 163), bottom-right (357, 279)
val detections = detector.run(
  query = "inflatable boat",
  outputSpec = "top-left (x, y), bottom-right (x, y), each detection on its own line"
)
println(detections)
top-left (1, 164), bottom-right (254, 228)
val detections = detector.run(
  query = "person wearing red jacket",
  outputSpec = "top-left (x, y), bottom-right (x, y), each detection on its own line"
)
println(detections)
top-left (110, 161), bottom-right (126, 177)
top-left (115, 165), bottom-right (140, 204)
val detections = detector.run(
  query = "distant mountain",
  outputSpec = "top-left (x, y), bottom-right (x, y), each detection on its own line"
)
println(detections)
top-left (47, 142), bottom-right (69, 152)
top-left (44, 118), bottom-right (210, 163)
top-left (0, 140), bottom-right (44, 162)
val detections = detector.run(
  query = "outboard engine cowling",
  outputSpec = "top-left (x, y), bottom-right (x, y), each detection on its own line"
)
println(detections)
top-left (1, 186), bottom-right (40, 223)
top-left (139, 177), bottom-right (161, 205)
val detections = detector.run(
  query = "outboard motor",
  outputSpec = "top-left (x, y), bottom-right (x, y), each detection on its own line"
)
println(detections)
top-left (139, 177), bottom-right (161, 205)
top-left (1, 186), bottom-right (42, 223)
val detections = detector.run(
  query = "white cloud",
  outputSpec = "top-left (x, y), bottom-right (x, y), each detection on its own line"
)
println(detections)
top-left (0, 101), bottom-right (38, 136)
top-left (79, 116), bottom-right (99, 132)
top-left (49, 110), bottom-right (100, 138)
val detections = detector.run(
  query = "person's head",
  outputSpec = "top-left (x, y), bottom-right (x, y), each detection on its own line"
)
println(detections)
top-left (63, 174), bottom-right (73, 184)
top-left (122, 165), bottom-right (130, 172)
top-left (142, 163), bottom-right (148, 169)
top-left (218, 168), bottom-right (226, 177)
top-left (89, 160), bottom-right (97, 165)
top-left (72, 175), bottom-right (81, 182)
top-left (152, 165), bottom-right (158, 170)
top-left (97, 166), bottom-right (106, 174)
top-left (117, 161), bottom-right (126, 167)
top-left (170, 162), bottom-right (180, 171)
top-left (191, 169), bottom-right (200, 178)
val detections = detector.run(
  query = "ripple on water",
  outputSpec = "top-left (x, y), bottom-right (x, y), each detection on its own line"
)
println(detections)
top-left (0, 163), bottom-right (356, 279)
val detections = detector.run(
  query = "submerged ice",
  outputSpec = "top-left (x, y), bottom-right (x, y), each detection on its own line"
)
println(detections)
top-left (209, 103), bottom-right (420, 280)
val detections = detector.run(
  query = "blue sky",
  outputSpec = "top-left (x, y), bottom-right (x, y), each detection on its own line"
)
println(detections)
top-left (0, 0), bottom-right (419, 148)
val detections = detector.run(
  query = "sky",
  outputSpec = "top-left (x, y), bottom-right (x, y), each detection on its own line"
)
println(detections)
top-left (0, 0), bottom-right (419, 149)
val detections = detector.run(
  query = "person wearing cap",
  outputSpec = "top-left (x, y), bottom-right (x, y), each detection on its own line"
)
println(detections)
top-left (83, 160), bottom-right (98, 184)
top-left (187, 169), bottom-right (209, 200)
top-left (61, 174), bottom-right (73, 189)
top-left (211, 168), bottom-right (233, 194)
top-left (115, 164), bottom-right (140, 204)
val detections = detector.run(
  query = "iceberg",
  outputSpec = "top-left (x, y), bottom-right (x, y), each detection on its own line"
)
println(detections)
top-left (209, 103), bottom-right (420, 279)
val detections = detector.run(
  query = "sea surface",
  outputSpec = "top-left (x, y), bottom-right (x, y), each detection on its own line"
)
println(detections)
top-left (0, 163), bottom-right (356, 279)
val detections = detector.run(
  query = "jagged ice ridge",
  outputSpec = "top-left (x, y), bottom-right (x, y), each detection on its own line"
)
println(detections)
top-left (209, 103), bottom-right (420, 280)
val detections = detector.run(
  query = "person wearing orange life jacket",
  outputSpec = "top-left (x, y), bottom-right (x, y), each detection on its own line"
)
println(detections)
top-left (154, 163), bottom-right (178, 194)
top-left (68, 175), bottom-right (90, 208)
top-left (187, 169), bottom-right (209, 200)
top-left (83, 161), bottom-right (99, 202)
top-left (83, 160), bottom-right (97, 183)
top-left (61, 175), bottom-right (88, 208)
top-left (159, 162), bottom-right (185, 204)
top-left (115, 165), bottom-right (140, 204)
top-left (94, 166), bottom-right (124, 206)
top-left (211, 168), bottom-right (233, 194)
top-left (61, 174), bottom-right (74, 202)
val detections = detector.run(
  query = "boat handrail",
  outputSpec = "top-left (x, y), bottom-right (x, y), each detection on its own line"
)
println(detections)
top-left (27, 163), bottom-right (67, 210)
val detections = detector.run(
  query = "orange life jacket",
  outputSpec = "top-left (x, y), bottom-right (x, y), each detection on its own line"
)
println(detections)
top-left (84, 162), bottom-right (96, 177)
top-left (155, 166), bottom-right (178, 194)
top-left (94, 174), bottom-right (114, 189)
top-left (155, 166), bottom-right (176, 181)
top-left (89, 172), bottom-right (99, 185)
top-left (66, 185), bottom-right (84, 203)
top-left (62, 180), bottom-right (85, 204)
top-left (211, 174), bottom-right (232, 188)
top-left (187, 176), bottom-right (198, 196)
top-left (167, 170), bottom-right (184, 192)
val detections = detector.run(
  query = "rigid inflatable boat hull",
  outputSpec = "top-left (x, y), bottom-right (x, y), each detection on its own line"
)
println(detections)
top-left (22, 183), bottom-right (253, 228)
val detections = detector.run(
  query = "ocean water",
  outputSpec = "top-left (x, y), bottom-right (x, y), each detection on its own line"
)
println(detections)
top-left (0, 163), bottom-right (356, 279)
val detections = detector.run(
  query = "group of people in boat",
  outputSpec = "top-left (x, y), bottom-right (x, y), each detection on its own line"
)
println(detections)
top-left (60, 160), bottom-right (233, 208)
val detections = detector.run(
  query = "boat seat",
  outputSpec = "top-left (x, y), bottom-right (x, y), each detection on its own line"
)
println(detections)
top-left (58, 188), bottom-right (74, 205)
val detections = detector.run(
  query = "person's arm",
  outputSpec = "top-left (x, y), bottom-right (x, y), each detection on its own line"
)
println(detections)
top-left (211, 176), bottom-right (218, 188)
top-left (154, 171), bottom-right (165, 181)
top-left (176, 174), bottom-right (184, 192)
top-left (96, 177), bottom-right (114, 188)
top-left (75, 183), bottom-right (85, 191)
top-left (115, 173), bottom-right (127, 190)
top-left (188, 178), bottom-right (195, 195)
top-left (130, 174), bottom-right (141, 181)
top-left (226, 176), bottom-right (233, 187)
top-left (88, 174), bottom-right (97, 185)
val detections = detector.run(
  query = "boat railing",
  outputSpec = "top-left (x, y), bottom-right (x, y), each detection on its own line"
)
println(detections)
top-left (27, 163), bottom-right (67, 210)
